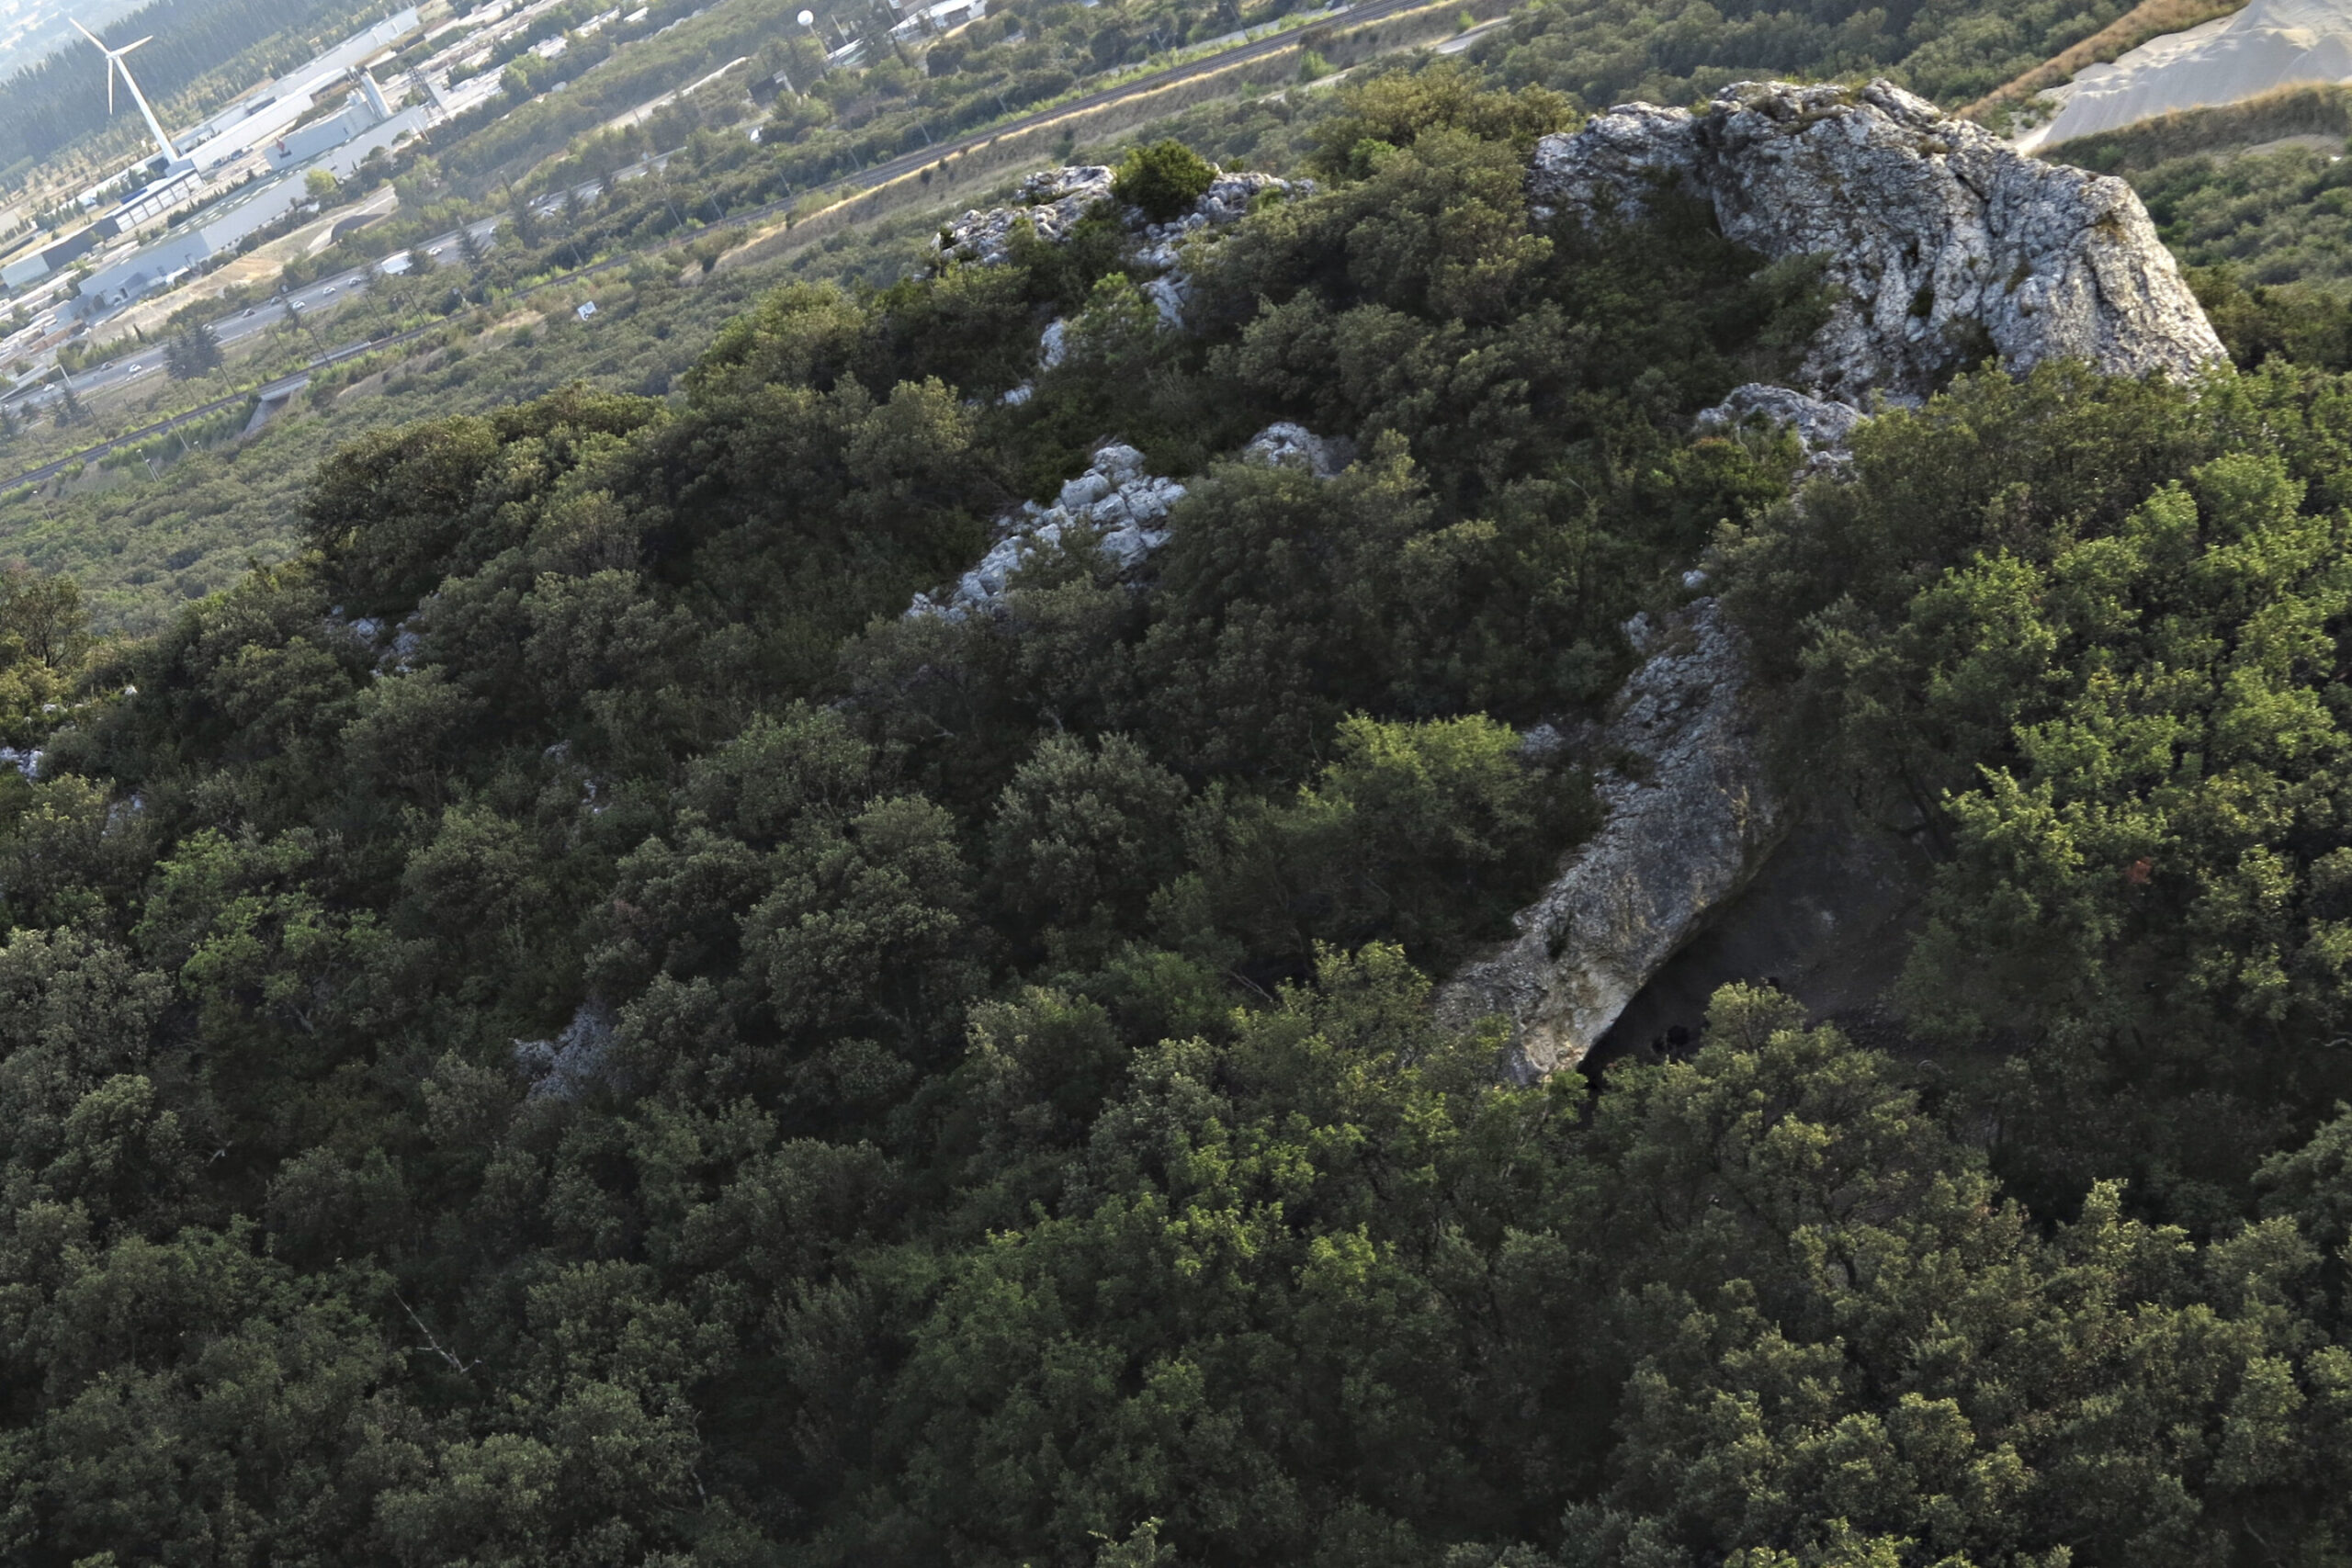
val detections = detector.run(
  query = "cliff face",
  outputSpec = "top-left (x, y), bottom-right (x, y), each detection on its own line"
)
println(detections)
top-left (1529, 79), bottom-right (2227, 401)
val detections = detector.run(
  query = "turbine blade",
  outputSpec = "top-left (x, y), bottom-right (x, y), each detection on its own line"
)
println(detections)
top-left (120, 36), bottom-right (150, 53)
top-left (69, 17), bottom-right (100, 44)
top-left (108, 62), bottom-right (115, 115)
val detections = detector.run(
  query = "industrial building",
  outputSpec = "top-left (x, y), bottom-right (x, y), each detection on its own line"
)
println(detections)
top-left (172, 9), bottom-right (423, 175)
top-left (66, 97), bottom-right (432, 317)
top-left (1, 8), bottom-right (424, 297)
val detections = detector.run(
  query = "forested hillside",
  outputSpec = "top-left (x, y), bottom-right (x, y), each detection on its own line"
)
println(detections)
top-left (10, 49), bottom-right (2352, 1568)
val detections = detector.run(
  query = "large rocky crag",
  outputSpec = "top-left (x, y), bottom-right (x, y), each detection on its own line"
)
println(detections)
top-left (1529, 79), bottom-right (2227, 401)
top-left (1442, 85), bottom-right (2228, 1075)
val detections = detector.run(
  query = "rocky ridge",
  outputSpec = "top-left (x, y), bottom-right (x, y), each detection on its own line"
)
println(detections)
top-left (936, 165), bottom-right (1303, 296)
top-left (948, 164), bottom-right (1306, 403)
top-left (1529, 79), bottom-right (2226, 400)
top-left (935, 165), bottom-right (1116, 267)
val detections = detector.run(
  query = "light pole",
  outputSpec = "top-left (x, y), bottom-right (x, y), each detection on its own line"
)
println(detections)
top-left (800, 9), bottom-right (825, 76)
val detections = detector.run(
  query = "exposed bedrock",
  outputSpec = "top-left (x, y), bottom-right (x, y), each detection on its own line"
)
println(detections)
top-left (1528, 78), bottom-right (2227, 401)
top-left (1442, 88), bottom-right (2232, 1077)
top-left (934, 165), bottom-right (1304, 273)
top-left (906, 423), bottom-right (1351, 621)
top-left (1437, 599), bottom-right (1784, 1082)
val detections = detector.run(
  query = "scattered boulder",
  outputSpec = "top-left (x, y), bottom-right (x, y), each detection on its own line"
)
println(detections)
top-left (1241, 421), bottom-right (1356, 477)
top-left (1437, 599), bottom-right (1783, 1080)
top-left (1529, 79), bottom-right (2227, 401)
top-left (936, 165), bottom-right (1115, 266)
top-left (908, 441), bottom-right (1187, 620)
top-left (1695, 382), bottom-right (1869, 474)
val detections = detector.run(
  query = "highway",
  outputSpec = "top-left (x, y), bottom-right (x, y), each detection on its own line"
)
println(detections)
top-left (9, 215), bottom-right (512, 412)
top-left (0, 0), bottom-right (1462, 484)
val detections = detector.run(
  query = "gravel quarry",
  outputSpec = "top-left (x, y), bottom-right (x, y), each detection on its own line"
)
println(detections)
top-left (2028, 0), bottom-right (2352, 148)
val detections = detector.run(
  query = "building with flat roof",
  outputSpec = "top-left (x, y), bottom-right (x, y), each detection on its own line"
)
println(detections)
top-left (67, 100), bottom-right (430, 317)
top-left (6, 9), bottom-right (425, 295)
top-left (175, 8), bottom-right (422, 164)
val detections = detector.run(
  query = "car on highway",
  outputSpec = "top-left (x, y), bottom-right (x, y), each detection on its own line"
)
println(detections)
top-left (243, 309), bottom-right (255, 318)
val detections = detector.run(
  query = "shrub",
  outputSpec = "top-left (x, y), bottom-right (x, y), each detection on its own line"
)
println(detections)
top-left (1112, 139), bottom-right (1216, 223)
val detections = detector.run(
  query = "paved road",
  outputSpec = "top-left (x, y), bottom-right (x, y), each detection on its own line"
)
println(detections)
top-left (0, 0), bottom-right (1446, 481)
top-left (7, 215), bottom-right (513, 413)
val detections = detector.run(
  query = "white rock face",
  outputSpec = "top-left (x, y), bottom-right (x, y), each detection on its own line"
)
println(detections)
top-left (1242, 420), bottom-right (1356, 477)
top-left (936, 166), bottom-right (1116, 266)
top-left (1447, 387), bottom-right (1852, 1075)
top-left (1143, 275), bottom-right (1190, 327)
top-left (1438, 600), bottom-right (1783, 1080)
top-left (905, 423), bottom-right (1350, 620)
top-left (2032, 0), bottom-right (2352, 150)
top-left (937, 165), bottom-right (1306, 275)
top-left (514, 1002), bottom-right (618, 1100)
top-left (1133, 170), bottom-right (1303, 266)
top-left (1529, 79), bottom-right (2227, 401)
top-left (907, 441), bottom-right (1187, 620)
top-left (1133, 173), bottom-right (1307, 326)
top-left (1696, 382), bottom-right (1869, 475)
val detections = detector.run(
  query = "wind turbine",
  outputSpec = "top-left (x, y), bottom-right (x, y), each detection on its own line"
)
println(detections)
top-left (72, 19), bottom-right (179, 165)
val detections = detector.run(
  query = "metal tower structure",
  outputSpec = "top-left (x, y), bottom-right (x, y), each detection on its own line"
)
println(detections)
top-left (71, 19), bottom-right (180, 165)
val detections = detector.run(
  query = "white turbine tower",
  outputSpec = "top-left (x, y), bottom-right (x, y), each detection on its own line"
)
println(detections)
top-left (71, 18), bottom-right (179, 165)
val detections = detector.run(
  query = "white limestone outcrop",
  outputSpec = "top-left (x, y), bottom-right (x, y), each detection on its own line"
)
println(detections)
top-left (1696, 382), bottom-right (1869, 476)
top-left (1241, 421), bottom-right (1356, 477)
top-left (1528, 79), bottom-right (2227, 401)
top-left (907, 442), bottom-right (1185, 621)
top-left (905, 423), bottom-right (1352, 621)
top-left (1439, 600), bottom-right (1783, 1079)
top-left (935, 166), bottom-right (1307, 330)
top-left (936, 166), bottom-right (1116, 266)
top-left (514, 1001), bottom-right (618, 1100)
top-left (1440, 391), bottom-right (1874, 1076)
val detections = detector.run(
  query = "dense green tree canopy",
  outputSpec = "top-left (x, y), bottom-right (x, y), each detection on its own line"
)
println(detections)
top-left (6, 65), bottom-right (2352, 1568)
